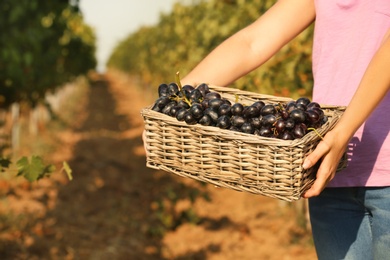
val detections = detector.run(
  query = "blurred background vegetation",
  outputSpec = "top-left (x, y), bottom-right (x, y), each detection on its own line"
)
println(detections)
top-left (0, 0), bottom-right (96, 108)
top-left (107, 0), bottom-right (314, 99)
top-left (0, 0), bottom-right (96, 179)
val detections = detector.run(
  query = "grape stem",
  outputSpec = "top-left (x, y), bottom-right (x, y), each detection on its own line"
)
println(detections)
top-left (277, 103), bottom-right (284, 111)
top-left (176, 71), bottom-right (183, 89)
top-left (308, 127), bottom-right (324, 141)
top-left (175, 71), bottom-right (192, 106)
top-left (234, 94), bottom-right (239, 103)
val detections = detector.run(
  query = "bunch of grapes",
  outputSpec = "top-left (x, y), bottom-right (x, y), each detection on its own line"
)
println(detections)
top-left (151, 82), bottom-right (328, 140)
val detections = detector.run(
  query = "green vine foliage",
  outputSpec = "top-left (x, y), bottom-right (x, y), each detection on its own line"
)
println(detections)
top-left (0, 0), bottom-right (97, 108)
top-left (0, 0), bottom-right (87, 181)
top-left (0, 155), bottom-right (73, 182)
top-left (107, 0), bottom-right (314, 98)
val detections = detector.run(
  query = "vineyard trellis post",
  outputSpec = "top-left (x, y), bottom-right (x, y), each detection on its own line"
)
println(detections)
top-left (11, 103), bottom-right (20, 155)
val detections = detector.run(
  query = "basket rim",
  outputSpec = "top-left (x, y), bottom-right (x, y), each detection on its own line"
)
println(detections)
top-left (142, 85), bottom-right (346, 147)
top-left (206, 85), bottom-right (346, 109)
top-left (141, 105), bottom-right (344, 147)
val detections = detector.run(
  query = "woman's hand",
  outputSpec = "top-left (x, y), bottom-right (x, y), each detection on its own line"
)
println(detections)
top-left (302, 129), bottom-right (349, 198)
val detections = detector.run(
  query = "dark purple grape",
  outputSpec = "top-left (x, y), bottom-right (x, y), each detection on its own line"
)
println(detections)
top-left (204, 108), bottom-right (219, 123)
top-left (300, 123), bottom-right (308, 133)
top-left (279, 131), bottom-right (294, 140)
top-left (306, 110), bottom-right (320, 124)
top-left (201, 99), bottom-right (209, 109)
top-left (296, 97), bottom-right (311, 107)
top-left (189, 89), bottom-right (202, 103)
top-left (152, 102), bottom-right (161, 112)
top-left (249, 117), bottom-right (262, 129)
top-left (252, 101), bottom-right (265, 111)
top-left (258, 127), bottom-right (272, 137)
top-left (184, 111), bottom-right (197, 125)
top-left (241, 122), bottom-right (255, 134)
top-left (169, 105), bottom-right (182, 117)
top-left (311, 107), bottom-right (325, 120)
top-left (231, 103), bottom-right (244, 116)
top-left (189, 103), bottom-right (204, 119)
top-left (285, 118), bottom-right (295, 130)
top-left (182, 85), bottom-right (195, 93)
top-left (196, 83), bottom-right (210, 97)
top-left (222, 99), bottom-right (232, 106)
top-left (281, 110), bottom-right (289, 120)
top-left (216, 115), bottom-right (231, 129)
top-left (289, 109), bottom-right (306, 123)
top-left (292, 124), bottom-right (306, 139)
top-left (199, 114), bottom-right (213, 126)
top-left (243, 105), bottom-right (260, 118)
top-left (167, 83), bottom-right (179, 96)
top-left (286, 101), bottom-right (297, 113)
top-left (162, 102), bottom-right (177, 115)
top-left (274, 119), bottom-right (286, 133)
top-left (205, 92), bottom-right (221, 100)
top-left (153, 96), bottom-right (171, 111)
top-left (262, 114), bottom-right (277, 126)
top-left (296, 103), bottom-right (307, 111)
top-left (208, 98), bottom-right (225, 110)
top-left (218, 104), bottom-right (232, 117)
top-left (176, 89), bottom-right (188, 99)
top-left (158, 83), bottom-right (169, 97)
top-left (260, 104), bottom-right (276, 116)
top-left (307, 102), bottom-right (321, 109)
top-left (177, 100), bottom-right (190, 109)
top-left (176, 108), bottom-right (187, 121)
top-left (231, 115), bottom-right (246, 128)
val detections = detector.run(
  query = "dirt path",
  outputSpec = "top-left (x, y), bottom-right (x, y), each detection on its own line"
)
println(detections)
top-left (0, 71), bottom-right (317, 259)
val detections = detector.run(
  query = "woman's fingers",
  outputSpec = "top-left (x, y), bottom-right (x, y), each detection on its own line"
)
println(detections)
top-left (303, 165), bottom-right (333, 198)
top-left (303, 140), bottom-right (331, 170)
top-left (302, 138), bottom-right (336, 198)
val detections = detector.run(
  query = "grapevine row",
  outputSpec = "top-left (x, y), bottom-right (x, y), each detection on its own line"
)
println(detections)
top-left (107, 0), bottom-right (314, 98)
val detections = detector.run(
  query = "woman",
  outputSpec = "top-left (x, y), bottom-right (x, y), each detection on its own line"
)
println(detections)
top-left (180, 0), bottom-right (390, 258)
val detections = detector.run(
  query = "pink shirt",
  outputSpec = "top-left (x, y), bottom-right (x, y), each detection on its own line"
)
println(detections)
top-left (312, 0), bottom-right (390, 187)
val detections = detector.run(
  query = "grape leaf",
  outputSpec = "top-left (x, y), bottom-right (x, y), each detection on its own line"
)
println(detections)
top-left (16, 156), bottom-right (56, 182)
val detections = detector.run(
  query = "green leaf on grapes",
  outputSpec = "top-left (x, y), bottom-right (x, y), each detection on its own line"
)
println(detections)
top-left (16, 156), bottom-right (55, 182)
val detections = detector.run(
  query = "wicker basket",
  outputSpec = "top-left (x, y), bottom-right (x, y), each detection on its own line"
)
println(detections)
top-left (141, 85), bottom-right (347, 202)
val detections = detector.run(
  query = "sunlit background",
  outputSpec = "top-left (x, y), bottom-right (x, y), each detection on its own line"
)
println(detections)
top-left (80, 0), bottom-right (178, 72)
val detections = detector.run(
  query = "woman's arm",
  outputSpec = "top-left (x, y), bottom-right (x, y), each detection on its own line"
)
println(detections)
top-left (303, 29), bottom-right (390, 198)
top-left (181, 0), bottom-right (316, 87)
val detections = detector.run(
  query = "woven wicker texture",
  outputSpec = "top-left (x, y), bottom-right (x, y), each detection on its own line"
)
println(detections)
top-left (141, 85), bottom-right (346, 201)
